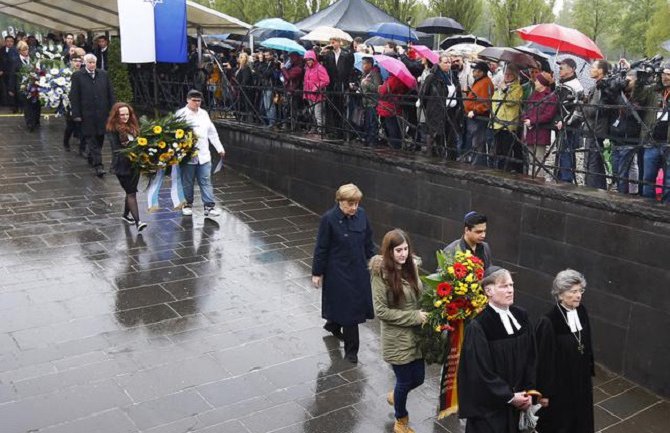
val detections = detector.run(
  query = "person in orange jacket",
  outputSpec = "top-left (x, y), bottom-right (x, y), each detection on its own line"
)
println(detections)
top-left (462, 61), bottom-right (494, 165)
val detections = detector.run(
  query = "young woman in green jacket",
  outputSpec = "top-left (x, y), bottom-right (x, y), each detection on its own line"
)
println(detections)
top-left (371, 229), bottom-right (427, 433)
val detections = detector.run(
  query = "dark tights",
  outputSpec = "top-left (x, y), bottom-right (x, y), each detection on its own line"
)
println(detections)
top-left (123, 193), bottom-right (140, 225)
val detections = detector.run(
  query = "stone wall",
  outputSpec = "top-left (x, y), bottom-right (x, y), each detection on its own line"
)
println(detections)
top-left (216, 120), bottom-right (670, 397)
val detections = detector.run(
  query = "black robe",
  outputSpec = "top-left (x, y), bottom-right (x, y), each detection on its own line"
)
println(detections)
top-left (535, 304), bottom-right (594, 433)
top-left (458, 305), bottom-right (536, 433)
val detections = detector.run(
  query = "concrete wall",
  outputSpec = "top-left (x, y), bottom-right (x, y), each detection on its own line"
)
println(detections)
top-left (217, 121), bottom-right (670, 397)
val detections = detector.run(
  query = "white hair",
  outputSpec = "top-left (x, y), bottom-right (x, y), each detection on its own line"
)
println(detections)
top-left (551, 269), bottom-right (586, 301)
top-left (83, 53), bottom-right (97, 63)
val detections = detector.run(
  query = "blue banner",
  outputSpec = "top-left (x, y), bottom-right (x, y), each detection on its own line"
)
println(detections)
top-left (154, 0), bottom-right (188, 63)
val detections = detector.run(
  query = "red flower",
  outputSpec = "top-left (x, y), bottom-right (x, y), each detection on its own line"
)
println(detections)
top-left (446, 303), bottom-right (459, 316)
top-left (453, 262), bottom-right (468, 279)
top-left (470, 256), bottom-right (483, 265)
top-left (440, 323), bottom-right (455, 332)
top-left (436, 282), bottom-right (453, 297)
top-left (475, 268), bottom-right (484, 280)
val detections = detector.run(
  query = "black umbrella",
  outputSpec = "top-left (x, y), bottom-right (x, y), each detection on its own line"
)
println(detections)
top-left (478, 47), bottom-right (539, 69)
top-left (514, 44), bottom-right (551, 71)
top-left (416, 17), bottom-right (464, 35)
top-left (440, 34), bottom-right (492, 50)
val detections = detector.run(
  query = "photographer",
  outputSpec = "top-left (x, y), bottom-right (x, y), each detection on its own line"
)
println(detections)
top-left (640, 62), bottom-right (670, 202)
top-left (580, 60), bottom-right (617, 190)
top-left (555, 59), bottom-right (584, 183)
top-left (257, 50), bottom-right (280, 127)
top-left (608, 62), bottom-right (655, 194)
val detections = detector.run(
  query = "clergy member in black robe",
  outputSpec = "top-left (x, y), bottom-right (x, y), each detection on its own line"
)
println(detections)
top-left (457, 267), bottom-right (536, 433)
top-left (535, 269), bottom-right (594, 433)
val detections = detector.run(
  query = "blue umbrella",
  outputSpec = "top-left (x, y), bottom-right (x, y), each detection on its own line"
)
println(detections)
top-left (353, 52), bottom-right (389, 79)
top-left (260, 37), bottom-right (306, 55)
top-left (368, 22), bottom-right (418, 43)
top-left (254, 18), bottom-right (301, 33)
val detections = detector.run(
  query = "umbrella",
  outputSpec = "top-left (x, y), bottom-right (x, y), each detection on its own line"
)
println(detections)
top-left (515, 24), bottom-right (604, 60)
top-left (260, 37), bottom-right (306, 55)
top-left (514, 44), bottom-right (551, 71)
top-left (445, 43), bottom-right (486, 59)
top-left (411, 44), bottom-right (439, 65)
top-left (440, 34), bottom-right (492, 50)
top-left (300, 26), bottom-right (353, 43)
top-left (478, 47), bottom-right (539, 69)
top-left (373, 54), bottom-right (417, 89)
top-left (353, 52), bottom-right (389, 79)
top-left (254, 18), bottom-right (301, 33)
top-left (416, 17), bottom-right (464, 35)
top-left (364, 36), bottom-right (406, 48)
top-left (250, 27), bottom-right (305, 42)
top-left (368, 22), bottom-right (418, 43)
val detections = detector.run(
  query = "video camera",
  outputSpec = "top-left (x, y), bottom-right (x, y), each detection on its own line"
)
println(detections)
top-left (601, 55), bottom-right (665, 93)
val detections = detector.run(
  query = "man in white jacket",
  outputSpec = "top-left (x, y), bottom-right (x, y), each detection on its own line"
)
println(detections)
top-left (176, 89), bottom-right (226, 217)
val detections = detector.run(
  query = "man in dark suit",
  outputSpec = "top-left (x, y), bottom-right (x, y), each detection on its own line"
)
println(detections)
top-left (0, 36), bottom-right (19, 110)
top-left (322, 37), bottom-right (354, 139)
top-left (69, 53), bottom-right (115, 177)
top-left (93, 36), bottom-right (109, 71)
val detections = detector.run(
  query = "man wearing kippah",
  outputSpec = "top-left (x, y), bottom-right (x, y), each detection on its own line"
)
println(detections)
top-left (442, 211), bottom-right (493, 269)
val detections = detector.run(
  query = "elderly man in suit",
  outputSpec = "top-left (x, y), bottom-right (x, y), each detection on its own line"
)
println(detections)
top-left (69, 53), bottom-right (115, 177)
top-left (322, 37), bottom-right (354, 139)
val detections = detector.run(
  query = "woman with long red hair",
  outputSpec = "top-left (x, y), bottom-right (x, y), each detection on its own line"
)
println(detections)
top-left (370, 229), bottom-right (427, 433)
top-left (105, 102), bottom-right (146, 231)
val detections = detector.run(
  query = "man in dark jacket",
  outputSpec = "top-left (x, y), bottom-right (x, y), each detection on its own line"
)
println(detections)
top-left (70, 53), bottom-right (115, 177)
top-left (93, 36), bottom-right (109, 71)
top-left (0, 36), bottom-right (19, 110)
top-left (322, 38), bottom-right (354, 139)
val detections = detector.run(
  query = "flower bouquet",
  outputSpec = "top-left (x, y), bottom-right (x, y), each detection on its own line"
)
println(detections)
top-left (419, 249), bottom-right (487, 417)
top-left (121, 113), bottom-right (197, 173)
top-left (18, 42), bottom-right (70, 114)
top-left (37, 67), bottom-right (73, 115)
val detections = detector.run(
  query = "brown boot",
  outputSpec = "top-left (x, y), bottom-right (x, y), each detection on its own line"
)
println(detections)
top-left (387, 391), bottom-right (394, 406)
top-left (393, 416), bottom-right (415, 433)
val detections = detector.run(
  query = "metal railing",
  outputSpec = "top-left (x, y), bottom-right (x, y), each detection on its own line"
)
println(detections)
top-left (129, 70), bottom-right (669, 204)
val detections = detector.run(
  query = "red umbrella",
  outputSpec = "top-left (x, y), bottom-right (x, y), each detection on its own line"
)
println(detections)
top-left (515, 24), bottom-right (604, 60)
top-left (373, 55), bottom-right (417, 89)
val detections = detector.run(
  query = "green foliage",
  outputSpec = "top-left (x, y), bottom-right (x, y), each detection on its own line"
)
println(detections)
top-left (487, 0), bottom-right (555, 46)
top-left (427, 0), bottom-right (483, 33)
top-left (570, 0), bottom-right (618, 44)
top-left (368, 0), bottom-right (419, 22)
top-left (193, 0), bottom-right (329, 23)
top-left (107, 40), bottom-right (133, 104)
top-left (645, 0), bottom-right (670, 56)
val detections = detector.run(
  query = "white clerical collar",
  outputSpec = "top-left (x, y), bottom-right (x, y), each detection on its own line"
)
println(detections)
top-left (490, 304), bottom-right (521, 335)
top-left (561, 304), bottom-right (583, 332)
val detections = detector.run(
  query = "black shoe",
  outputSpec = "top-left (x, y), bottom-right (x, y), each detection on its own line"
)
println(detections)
top-left (345, 352), bottom-right (358, 364)
top-left (323, 323), bottom-right (344, 341)
top-left (121, 214), bottom-right (136, 224)
top-left (136, 221), bottom-right (147, 232)
top-left (95, 166), bottom-right (106, 177)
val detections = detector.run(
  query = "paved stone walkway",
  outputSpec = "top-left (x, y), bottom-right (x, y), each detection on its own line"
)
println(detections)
top-left (0, 113), bottom-right (666, 433)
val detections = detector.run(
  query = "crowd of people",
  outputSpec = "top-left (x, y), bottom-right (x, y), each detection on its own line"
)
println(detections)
top-left (313, 186), bottom-right (595, 433)
top-left (193, 36), bottom-right (669, 203)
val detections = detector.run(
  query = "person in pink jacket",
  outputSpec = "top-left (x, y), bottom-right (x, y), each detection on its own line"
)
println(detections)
top-left (303, 50), bottom-right (330, 133)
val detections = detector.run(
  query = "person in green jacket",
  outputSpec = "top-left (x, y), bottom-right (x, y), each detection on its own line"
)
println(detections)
top-left (371, 229), bottom-right (427, 433)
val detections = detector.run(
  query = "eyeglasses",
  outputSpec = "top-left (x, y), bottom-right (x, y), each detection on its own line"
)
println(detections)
top-left (565, 288), bottom-right (585, 294)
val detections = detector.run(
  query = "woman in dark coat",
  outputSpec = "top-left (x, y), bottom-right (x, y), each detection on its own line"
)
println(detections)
top-left (419, 53), bottom-right (461, 158)
top-left (312, 183), bottom-right (375, 363)
top-left (521, 73), bottom-right (558, 178)
top-left (535, 269), bottom-right (594, 433)
top-left (234, 52), bottom-right (254, 122)
top-left (105, 102), bottom-right (146, 232)
top-left (16, 40), bottom-right (41, 132)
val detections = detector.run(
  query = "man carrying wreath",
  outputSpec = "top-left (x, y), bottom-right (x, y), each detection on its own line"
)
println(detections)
top-left (442, 211), bottom-right (493, 270)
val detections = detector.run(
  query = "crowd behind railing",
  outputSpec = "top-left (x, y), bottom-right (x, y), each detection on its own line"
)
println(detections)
top-left (129, 44), bottom-right (670, 205)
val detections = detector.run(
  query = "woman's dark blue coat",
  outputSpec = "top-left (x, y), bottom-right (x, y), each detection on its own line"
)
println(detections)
top-left (312, 204), bottom-right (375, 326)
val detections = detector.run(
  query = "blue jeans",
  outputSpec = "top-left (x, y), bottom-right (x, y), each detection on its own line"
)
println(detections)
top-left (181, 162), bottom-right (215, 208)
top-left (261, 90), bottom-right (276, 126)
top-left (464, 118), bottom-right (489, 166)
top-left (557, 129), bottom-right (580, 183)
top-left (642, 146), bottom-right (670, 203)
top-left (611, 145), bottom-right (637, 193)
top-left (391, 358), bottom-right (425, 419)
top-left (382, 116), bottom-right (402, 149)
top-left (363, 107), bottom-right (378, 146)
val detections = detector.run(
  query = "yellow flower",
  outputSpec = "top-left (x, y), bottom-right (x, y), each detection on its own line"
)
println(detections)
top-left (465, 273), bottom-right (474, 283)
top-left (159, 153), bottom-right (171, 162)
top-left (434, 325), bottom-right (441, 332)
top-left (169, 158), bottom-right (178, 165)
top-left (158, 141), bottom-right (167, 149)
top-left (470, 283), bottom-right (479, 289)
top-left (152, 125), bottom-right (162, 134)
top-left (434, 300), bottom-right (442, 308)
top-left (128, 152), bottom-right (137, 161)
top-left (447, 266), bottom-right (454, 275)
top-left (175, 129), bottom-right (185, 139)
top-left (140, 153), bottom-right (150, 163)
top-left (137, 137), bottom-right (148, 146)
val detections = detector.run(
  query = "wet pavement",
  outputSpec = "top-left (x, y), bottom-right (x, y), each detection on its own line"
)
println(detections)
top-left (0, 113), bottom-right (667, 433)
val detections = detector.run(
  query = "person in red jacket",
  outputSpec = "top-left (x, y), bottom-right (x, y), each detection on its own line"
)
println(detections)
top-left (522, 73), bottom-right (558, 179)
top-left (280, 52), bottom-right (304, 131)
top-left (377, 75), bottom-right (409, 149)
top-left (462, 61), bottom-right (494, 165)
